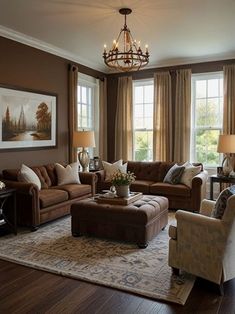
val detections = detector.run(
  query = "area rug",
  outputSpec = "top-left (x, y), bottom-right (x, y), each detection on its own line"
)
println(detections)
top-left (0, 215), bottom-right (194, 305)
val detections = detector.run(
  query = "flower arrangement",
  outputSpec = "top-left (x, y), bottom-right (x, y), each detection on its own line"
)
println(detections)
top-left (110, 170), bottom-right (136, 186)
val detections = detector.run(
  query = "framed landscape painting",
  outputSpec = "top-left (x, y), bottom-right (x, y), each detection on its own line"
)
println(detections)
top-left (0, 86), bottom-right (57, 150)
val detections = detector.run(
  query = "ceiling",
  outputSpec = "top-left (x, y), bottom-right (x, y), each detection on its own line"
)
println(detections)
top-left (0, 0), bottom-right (235, 73)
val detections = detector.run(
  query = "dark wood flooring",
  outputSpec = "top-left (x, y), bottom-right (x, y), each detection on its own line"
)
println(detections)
top-left (0, 260), bottom-right (235, 314)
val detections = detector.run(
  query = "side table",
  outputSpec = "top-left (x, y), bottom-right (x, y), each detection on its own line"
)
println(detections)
top-left (210, 175), bottom-right (235, 200)
top-left (0, 188), bottom-right (17, 235)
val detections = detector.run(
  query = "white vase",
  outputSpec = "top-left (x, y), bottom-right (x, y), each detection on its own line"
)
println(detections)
top-left (115, 185), bottom-right (130, 198)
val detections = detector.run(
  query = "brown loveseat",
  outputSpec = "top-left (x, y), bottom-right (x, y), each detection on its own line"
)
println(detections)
top-left (2, 163), bottom-right (96, 230)
top-left (96, 161), bottom-right (208, 212)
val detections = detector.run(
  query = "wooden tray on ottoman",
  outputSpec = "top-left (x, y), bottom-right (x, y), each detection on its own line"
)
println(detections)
top-left (96, 192), bottom-right (143, 205)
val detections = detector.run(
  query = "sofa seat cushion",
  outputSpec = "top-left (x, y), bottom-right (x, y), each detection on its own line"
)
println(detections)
top-left (130, 180), bottom-right (155, 194)
top-left (52, 184), bottom-right (91, 199)
top-left (150, 182), bottom-right (191, 197)
top-left (39, 189), bottom-right (69, 208)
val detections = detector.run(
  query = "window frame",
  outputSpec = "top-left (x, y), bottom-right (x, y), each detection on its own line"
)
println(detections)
top-left (77, 73), bottom-right (99, 157)
top-left (191, 71), bottom-right (223, 168)
top-left (133, 79), bottom-right (154, 161)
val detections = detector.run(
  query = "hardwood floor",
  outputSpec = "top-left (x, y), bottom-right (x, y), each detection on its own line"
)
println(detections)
top-left (0, 260), bottom-right (235, 313)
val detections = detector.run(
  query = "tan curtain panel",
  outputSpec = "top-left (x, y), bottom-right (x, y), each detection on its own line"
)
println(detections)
top-left (68, 64), bottom-right (78, 163)
top-left (223, 64), bottom-right (235, 134)
top-left (115, 76), bottom-right (133, 160)
top-left (173, 69), bottom-right (192, 162)
top-left (99, 78), bottom-right (108, 160)
top-left (153, 71), bottom-right (172, 161)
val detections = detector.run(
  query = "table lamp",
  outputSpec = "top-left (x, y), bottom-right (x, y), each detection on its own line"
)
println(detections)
top-left (217, 134), bottom-right (235, 176)
top-left (73, 131), bottom-right (95, 172)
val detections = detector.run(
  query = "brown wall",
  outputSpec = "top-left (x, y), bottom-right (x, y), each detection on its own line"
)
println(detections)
top-left (107, 58), bottom-right (235, 161)
top-left (0, 36), bottom-right (104, 172)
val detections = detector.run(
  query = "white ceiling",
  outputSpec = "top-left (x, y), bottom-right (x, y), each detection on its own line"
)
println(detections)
top-left (0, 0), bottom-right (235, 73)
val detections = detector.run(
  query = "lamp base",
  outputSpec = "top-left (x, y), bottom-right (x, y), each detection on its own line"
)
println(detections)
top-left (221, 155), bottom-right (232, 176)
top-left (78, 148), bottom-right (90, 172)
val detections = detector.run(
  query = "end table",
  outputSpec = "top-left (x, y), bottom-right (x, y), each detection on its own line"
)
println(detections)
top-left (0, 188), bottom-right (17, 235)
top-left (210, 175), bottom-right (235, 200)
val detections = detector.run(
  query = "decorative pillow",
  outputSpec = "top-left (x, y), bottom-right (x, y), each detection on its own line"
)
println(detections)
top-left (163, 164), bottom-right (185, 184)
top-left (55, 162), bottom-right (81, 185)
top-left (102, 160), bottom-right (127, 181)
top-left (180, 163), bottom-right (201, 188)
top-left (211, 185), bottom-right (235, 219)
top-left (18, 164), bottom-right (41, 190)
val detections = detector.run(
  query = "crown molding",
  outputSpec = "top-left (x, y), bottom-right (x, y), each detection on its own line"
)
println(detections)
top-left (0, 25), bottom-right (105, 73)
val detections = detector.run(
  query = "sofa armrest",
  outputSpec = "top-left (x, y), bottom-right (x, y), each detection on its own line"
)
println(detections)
top-left (191, 170), bottom-right (208, 211)
top-left (79, 172), bottom-right (97, 196)
top-left (199, 199), bottom-right (215, 216)
top-left (3, 179), bottom-right (39, 195)
top-left (2, 179), bottom-right (40, 227)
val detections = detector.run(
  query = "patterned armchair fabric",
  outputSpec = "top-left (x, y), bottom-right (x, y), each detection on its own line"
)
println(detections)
top-left (168, 195), bottom-right (235, 285)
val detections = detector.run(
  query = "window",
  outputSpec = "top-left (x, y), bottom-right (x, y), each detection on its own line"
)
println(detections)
top-left (133, 79), bottom-right (154, 161)
top-left (191, 72), bottom-right (223, 167)
top-left (77, 73), bottom-right (99, 157)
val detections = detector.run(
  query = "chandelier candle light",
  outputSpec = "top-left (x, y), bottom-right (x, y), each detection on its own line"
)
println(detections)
top-left (73, 131), bottom-right (95, 172)
top-left (103, 8), bottom-right (149, 72)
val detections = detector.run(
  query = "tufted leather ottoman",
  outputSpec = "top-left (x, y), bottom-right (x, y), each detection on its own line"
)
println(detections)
top-left (71, 195), bottom-right (168, 248)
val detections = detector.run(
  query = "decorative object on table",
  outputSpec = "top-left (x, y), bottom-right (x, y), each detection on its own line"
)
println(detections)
top-left (89, 158), bottom-right (95, 171)
top-left (0, 85), bottom-right (57, 150)
top-left (73, 130), bottom-right (95, 172)
top-left (94, 156), bottom-right (101, 170)
top-left (217, 134), bottom-right (235, 176)
top-left (110, 169), bottom-right (136, 197)
top-left (217, 166), bottom-right (223, 177)
top-left (96, 192), bottom-right (142, 205)
top-left (103, 8), bottom-right (149, 72)
top-left (0, 181), bottom-right (6, 190)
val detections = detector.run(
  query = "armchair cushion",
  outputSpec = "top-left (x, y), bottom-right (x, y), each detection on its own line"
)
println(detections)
top-left (212, 185), bottom-right (235, 219)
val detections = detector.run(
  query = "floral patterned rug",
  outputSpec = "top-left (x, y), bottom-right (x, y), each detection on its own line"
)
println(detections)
top-left (0, 215), bottom-right (194, 305)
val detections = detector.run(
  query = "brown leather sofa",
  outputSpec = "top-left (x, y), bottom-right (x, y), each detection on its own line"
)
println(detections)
top-left (96, 161), bottom-right (208, 212)
top-left (2, 163), bottom-right (96, 230)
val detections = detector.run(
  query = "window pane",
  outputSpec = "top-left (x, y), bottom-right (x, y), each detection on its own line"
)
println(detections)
top-left (134, 86), bottom-right (143, 104)
top-left (195, 129), bottom-right (220, 166)
top-left (195, 99), bottom-right (206, 126)
top-left (144, 85), bottom-right (153, 103)
top-left (82, 104), bottom-right (87, 117)
top-left (144, 117), bottom-right (153, 129)
top-left (208, 79), bottom-right (219, 97)
top-left (196, 80), bottom-right (206, 98)
top-left (82, 87), bottom-right (87, 103)
top-left (145, 104), bottom-right (153, 117)
top-left (134, 131), bottom-right (153, 161)
top-left (135, 118), bottom-right (144, 129)
top-left (134, 104), bottom-right (143, 117)
top-left (191, 73), bottom-right (223, 167)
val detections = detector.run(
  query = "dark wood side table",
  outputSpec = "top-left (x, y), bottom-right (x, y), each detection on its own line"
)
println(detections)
top-left (0, 188), bottom-right (17, 235)
top-left (210, 175), bottom-right (235, 200)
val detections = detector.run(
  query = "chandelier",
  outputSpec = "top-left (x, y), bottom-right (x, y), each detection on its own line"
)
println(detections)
top-left (103, 8), bottom-right (149, 72)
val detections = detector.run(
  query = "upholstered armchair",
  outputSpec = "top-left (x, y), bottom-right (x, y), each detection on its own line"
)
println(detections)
top-left (168, 195), bottom-right (235, 293)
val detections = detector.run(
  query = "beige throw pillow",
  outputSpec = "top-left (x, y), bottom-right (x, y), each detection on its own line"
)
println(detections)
top-left (55, 162), bottom-right (81, 185)
top-left (102, 160), bottom-right (127, 181)
top-left (19, 164), bottom-right (41, 190)
top-left (180, 162), bottom-right (201, 188)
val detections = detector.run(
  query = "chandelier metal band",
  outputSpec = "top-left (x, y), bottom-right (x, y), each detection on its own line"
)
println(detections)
top-left (103, 8), bottom-right (149, 72)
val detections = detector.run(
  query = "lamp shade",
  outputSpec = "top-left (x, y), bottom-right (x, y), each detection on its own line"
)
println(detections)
top-left (217, 134), bottom-right (235, 153)
top-left (73, 131), bottom-right (95, 148)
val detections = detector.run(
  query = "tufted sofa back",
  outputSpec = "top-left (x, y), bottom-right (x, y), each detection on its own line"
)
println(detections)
top-left (2, 163), bottom-right (61, 188)
top-left (127, 161), bottom-right (176, 182)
